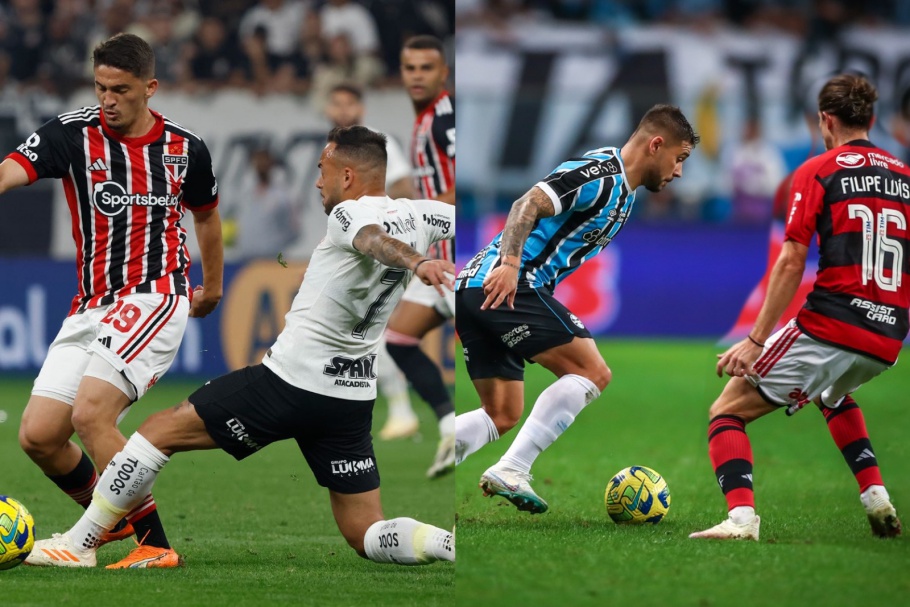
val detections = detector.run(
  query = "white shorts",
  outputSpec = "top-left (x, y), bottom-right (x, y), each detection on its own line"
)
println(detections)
top-left (401, 278), bottom-right (454, 319)
top-left (747, 319), bottom-right (892, 408)
top-left (32, 293), bottom-right (189, 405)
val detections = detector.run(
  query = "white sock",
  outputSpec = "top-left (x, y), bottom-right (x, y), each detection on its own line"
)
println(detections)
top-left (378, 341), bottom-right (416, 419)
top-left (499, 374), bottom-right (600, 474)
top-left (729, 506), bottom-right (756, 525)
top-left (861, 484), bottom-right (890, 509)
top-left (68, 432), bottom-right (169, 551)
top-left (363, 517), bottom-right (454, 565)
top-left (438, 411), bottom-right (455, 437)
top-left (455, 408), bottom-right (499, 465)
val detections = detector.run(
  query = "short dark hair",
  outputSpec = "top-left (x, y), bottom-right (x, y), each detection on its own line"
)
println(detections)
top-left (327, 125), bottom-right (387, 171)
top-left (636, 104), bottom-right (700, 146)
top-left (329, 82), bottom-right (363, 101)
top-left (93, 33), bottom-right (155, 79)
top-left (818, 73), bottom-right (878, 129)
top-left (402, 35), bottom-right (446, 61)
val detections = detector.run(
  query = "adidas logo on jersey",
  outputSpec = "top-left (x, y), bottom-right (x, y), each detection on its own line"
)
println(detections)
top-left (88, 158), bottom-right (109, 172)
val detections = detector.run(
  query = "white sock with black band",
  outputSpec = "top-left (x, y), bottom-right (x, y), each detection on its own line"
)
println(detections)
top-left (67, 433), bottom-right (169, 551)
top-left (363, 517), bottom-right (454, 565)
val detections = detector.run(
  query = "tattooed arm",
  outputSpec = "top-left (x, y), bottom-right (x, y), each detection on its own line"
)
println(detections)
top-left (352, 224), bottom-right (455, 295)
top-left (480, 186), bottom-right (556, 310)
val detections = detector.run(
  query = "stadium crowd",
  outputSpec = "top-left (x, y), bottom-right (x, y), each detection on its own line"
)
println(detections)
top-left (0, 0), bottom-right (452, 99)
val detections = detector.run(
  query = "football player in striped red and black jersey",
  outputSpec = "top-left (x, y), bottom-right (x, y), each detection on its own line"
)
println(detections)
top-left (693, 74), bottom-right (904, 542)
top-left (0, 34), bottom-right (223, 567)
top-left (382, 35), bottom-right (457, 479)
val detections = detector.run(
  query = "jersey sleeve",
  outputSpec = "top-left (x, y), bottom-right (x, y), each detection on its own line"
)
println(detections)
top-left (5, 118), bottom-right (71, 183)
top-left (535, 155), bottom-right (622, 215)
top-left (431, 104), bottom-right (456, 162)
top-left (418, 199), bottom-right (455, 246)
top-left (326, 200), bottom-right (379, 253)
top-left (181, 137), bottom-right (219, 211)
top-left (784, 160), bottom-right (826, 245)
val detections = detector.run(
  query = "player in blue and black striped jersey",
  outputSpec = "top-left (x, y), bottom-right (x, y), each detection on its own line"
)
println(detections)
top-left (455, 105), bottom-right (698, 513)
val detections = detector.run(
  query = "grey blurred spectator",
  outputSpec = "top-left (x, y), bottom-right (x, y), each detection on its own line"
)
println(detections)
top-left (185, 16), bottom-right (250, 90)
top-left (239, 0), bottom-right (310, 94)
top-left (231, 145), bottom-right (300, 259)
top-left (35, 12), bottom-right (88, 96)
top-left (727, 118), bottom-right (787, 224)
top-left (319, 0), bottom-right (384, 81)
top-left (2, 0), bottom-right (46, 84)
top-left (145, 8), bottom-right (186, 85)
top-left (310, 33), bottom-right (380, 109)
top-left (83, 0), bottom-right (152, 78)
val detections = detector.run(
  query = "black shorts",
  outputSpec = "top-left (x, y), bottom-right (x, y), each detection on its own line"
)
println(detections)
top-left (189, 364), bottom-right (379, 494)
top-left (455, 286), bottom-right (592, 381)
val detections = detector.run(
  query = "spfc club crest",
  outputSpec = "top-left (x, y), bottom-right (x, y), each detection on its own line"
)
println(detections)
top-left (163, 141), bottom-right (188, 185)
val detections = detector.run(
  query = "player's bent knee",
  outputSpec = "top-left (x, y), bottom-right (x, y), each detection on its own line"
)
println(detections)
top-left (18, 424), bottom-right (60, 460)
top-left (588, 363), bottom-right (611, 392)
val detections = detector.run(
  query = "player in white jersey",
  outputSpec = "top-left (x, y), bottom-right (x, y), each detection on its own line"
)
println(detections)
top-left (26, 126), bottom-right (456, 568)
top-left (325, 82), bottom-right (417, 439)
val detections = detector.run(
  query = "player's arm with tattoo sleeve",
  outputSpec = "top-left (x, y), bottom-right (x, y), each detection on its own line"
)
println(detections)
top-left (481, 186), bottom-right (556, 310)
top-left (352, 224), bottom-right (455, 296)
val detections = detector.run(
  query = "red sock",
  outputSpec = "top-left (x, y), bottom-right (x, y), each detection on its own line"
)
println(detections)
top-left (46, 450), bottom-right (97, 508)
top-left (708, 415), bottom-right (754, 510)
top-left (820, 396), bottom-right (883, 492)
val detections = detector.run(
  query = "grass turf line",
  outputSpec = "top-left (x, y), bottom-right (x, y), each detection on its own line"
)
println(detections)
top-left (0, 377), bottom-right (454, 607)
top-left (456, 339), bottom-right (910, 607)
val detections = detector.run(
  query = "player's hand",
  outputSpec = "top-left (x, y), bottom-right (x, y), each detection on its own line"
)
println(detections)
top-left (415, 258), bottom-right (456, 296)
top-left (189, 285), bottom-right (222, 318)
top-left (481, 264), bottom-right (518, 310)
top-left (716, 337), bottom-right (763, 379)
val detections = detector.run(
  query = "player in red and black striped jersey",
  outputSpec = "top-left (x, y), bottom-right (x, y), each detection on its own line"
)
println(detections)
top-left (0, 34), bottom-right (223, 568)
top-left (692, 74), bottom-right (903, 542)
top-left (382, 36), bottom-right (457, 479)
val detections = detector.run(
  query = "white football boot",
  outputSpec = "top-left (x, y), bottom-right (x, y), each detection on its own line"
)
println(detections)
top-left (861, 485), bottom-right (902, 538)
top-left (689, 515), bottom-right (761, 541)
top-left (479, 466), bottom-right (549, 514)
top-left (427, 432), bottom-right (456, 479)
top-left (25, 533), bottom-right (96, 567)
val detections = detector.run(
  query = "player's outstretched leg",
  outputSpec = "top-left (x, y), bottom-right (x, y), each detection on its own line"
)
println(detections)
top-left (26, 433), bottom-right (172, 568)
top-left (330, 490), bottom-right (454, 565)
top-left (479, 373), bottom-right (600, 513)
top-left (819, 396), bottom-right (901, 537)
top-left (363, 518), bottom-right (454, 565)
top-left (689, 415), bottom-right (760, 541)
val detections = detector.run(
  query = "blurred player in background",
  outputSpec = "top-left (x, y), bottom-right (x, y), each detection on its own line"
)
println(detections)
top-left (26, 126), bottom-right (455, 569)
top-left (691, 74), bottom-right (904, 541)
top-left (455, 105), bottom-right (699, 513)
top-left (325, 82), bottom-right (417, 439)
top-left (0, 33), bottom-right (223, 568)
top-left (384, 35), bottom-right (456, 479)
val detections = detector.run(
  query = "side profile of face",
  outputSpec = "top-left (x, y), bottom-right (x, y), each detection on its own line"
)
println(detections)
top-left (641, 136), bottom-right (692, 192)
top-left (94, 64), bottom-right (156, 133)
top-left (326, 90), bottom-right (364, 128)
top-left (400, 47), bottom-right (448, 107)
top-left (316, 142), bottom-right (351, 215)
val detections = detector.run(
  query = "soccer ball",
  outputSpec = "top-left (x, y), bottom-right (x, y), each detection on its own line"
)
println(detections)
top-left (0, 496), bottom-right (35, 570)
top-left (604, 466), bottom-right (671, 524)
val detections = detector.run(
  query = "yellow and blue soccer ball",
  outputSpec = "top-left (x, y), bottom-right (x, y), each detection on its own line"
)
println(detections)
top-left (605, 466), bottom-right (671, 524)
top-left (0, 496), bottom-right (35, 570)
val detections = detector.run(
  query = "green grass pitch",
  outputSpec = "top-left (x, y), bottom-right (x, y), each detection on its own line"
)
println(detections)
top-left (0, 376), bottom-right (454, 606)
top-left (455, 339), bottom-right (910, 607)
